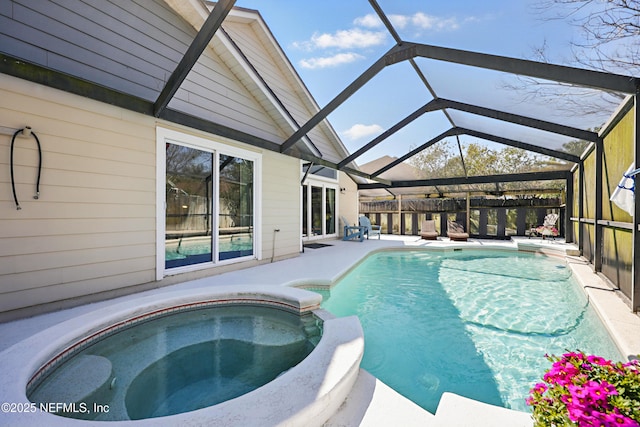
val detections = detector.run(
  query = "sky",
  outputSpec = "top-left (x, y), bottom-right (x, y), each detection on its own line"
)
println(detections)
top-left (231, 0), bottom-right (620, 166)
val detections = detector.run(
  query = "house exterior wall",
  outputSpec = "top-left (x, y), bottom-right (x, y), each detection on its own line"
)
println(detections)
top-left (0, 0), bottom-right (289, 145)
top-left (0, 1), bottom-right (356, 318)
top-left (338, 171), bottom-right (359, 235)
top-left (0, 75), bottom-right (157, 315)
top-left (261, 151), bottom-right (302, 261)
top-left (0, 74), bottom-right (302, 318)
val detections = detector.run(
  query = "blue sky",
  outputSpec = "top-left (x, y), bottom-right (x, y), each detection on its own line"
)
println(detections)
top-left (232, 0), bottom-right (612, 165)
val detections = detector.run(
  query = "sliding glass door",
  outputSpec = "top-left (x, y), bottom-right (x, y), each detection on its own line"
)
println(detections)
top-left (302, 182), bottom-right (337, 239)
top-left (218, 155), bottom-right (254, 260)
top-left (165, 144), bottom-right (213, 269)
top-left (163, 139), bottom-right (256, 271)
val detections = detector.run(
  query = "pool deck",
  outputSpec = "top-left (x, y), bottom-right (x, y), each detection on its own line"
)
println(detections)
top-left (1, 235), bottom-right (639, 426)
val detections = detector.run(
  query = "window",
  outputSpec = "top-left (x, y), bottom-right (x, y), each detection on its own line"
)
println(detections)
top-left (165, 145), bottom-right (213, 269)
top-left (311, 186), bottom-right (323, 236)
top-left (157, 128), bottom-right (260, 278)
top-left (302, 164), bottom-right (337, 180)
top-left (326, 188), bottom-right (335, 234)
top-left (218, 155), bottom-right (254, 260)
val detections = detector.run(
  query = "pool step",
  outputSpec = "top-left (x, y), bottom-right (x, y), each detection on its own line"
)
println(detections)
top-left (432, 393), bottom-right (532, 427)
top-left (29, 354), bottom-right (114, 420)
top-left (323, 369), bottom-right (436, 426)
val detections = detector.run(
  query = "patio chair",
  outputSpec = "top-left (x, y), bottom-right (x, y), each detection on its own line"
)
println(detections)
top-left (341, 216), bottom-right (364, 242)
top-left (533, 213), bottom-right (559, 239)
top-left (447, 220), bottom-right (469, 242)
top-left (420, 220), bottom-right (438, 240)
top-left (359, 215), bottom-right (381, 239)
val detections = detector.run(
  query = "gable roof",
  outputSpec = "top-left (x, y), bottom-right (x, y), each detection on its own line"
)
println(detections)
top-left (160, 0), bottom-right (361, 166)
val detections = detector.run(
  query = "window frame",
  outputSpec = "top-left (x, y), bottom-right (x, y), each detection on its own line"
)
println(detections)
top-left (156, 127), bottom-right (262, 280)
top-left (301, 163), bottom-right (339, 241)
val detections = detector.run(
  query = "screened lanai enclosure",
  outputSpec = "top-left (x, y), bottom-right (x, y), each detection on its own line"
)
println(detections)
top-left (1, 0), bottom-right (639, 313)
top-left (280, 2), bottom-right (640, 310)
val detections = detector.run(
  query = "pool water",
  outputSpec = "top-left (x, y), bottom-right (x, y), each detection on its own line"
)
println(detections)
top-left (318, 250), bottom-right (621, 413)
top-left (28, 305), bottom-right (321, 421)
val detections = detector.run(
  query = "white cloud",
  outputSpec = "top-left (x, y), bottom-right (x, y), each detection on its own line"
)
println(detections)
top-left (353, 13), bottom-right (382, 28)
top-left (310, 28), bottom-right (387, 50)
top-left (411, 12), bottom-right (460, 31)
top-left (299, 52), bottom-right (364, 69)
top-left (294, 10), bottom-right (476, 70)
top-left (352, 11), bottom-right (467, 33)
top-left (388, 14), bottom-right (410, 29)
top-left (343, 124), bottom-right (384, 140)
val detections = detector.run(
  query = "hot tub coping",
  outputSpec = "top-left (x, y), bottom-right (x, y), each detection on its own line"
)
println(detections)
top-left (0, 285), bottom-right (364, 427)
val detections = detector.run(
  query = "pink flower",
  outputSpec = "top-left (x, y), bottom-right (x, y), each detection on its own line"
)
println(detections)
top-left (603, 410), bottom-right (640, 427)
top-left (587, 355), bottom-right (611, 367)
top-left (529, 351), bottom-right (640, 427)
top-left (567, 403), bottom-right (592, 423)
top-left (531, 383), bottom-right (547, 395)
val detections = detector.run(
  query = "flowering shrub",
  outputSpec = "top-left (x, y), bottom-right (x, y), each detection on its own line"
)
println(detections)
top-left (527, 351), bottom-right (640, 426)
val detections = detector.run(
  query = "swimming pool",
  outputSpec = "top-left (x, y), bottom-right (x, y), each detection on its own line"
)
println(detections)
top-left (318, 249), bottom-right (622, 413)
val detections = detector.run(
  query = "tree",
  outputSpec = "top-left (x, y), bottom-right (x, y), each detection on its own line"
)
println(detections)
top-left (408, 141), bottom-right (534, 177)
top-left (561, 138), bottom-right (591, 156)
top-left (409, 141), bottom-right (461, 178)
top-left (535, 0), bottom-right (640, 73)
top-left (409, 140), bottom-right (542, 177)
top-left (506, 0), bottom-right (640, 116)
top-left (408, 140), bottom-right (559, 193)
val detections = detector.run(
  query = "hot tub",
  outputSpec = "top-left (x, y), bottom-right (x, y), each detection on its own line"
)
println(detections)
top-left (0, 285), bottom-right (364, 426)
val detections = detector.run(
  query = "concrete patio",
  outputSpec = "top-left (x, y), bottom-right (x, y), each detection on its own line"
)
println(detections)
top-left (1, 235), bottom-right (638, 426)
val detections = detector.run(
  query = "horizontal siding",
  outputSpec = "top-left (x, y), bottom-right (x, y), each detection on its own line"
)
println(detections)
top-left (0, 244), bottom-right (155, 289)
top-left (225, 23), bottom-right (306, 132)
top-left (0, 0), bottom-right (192, 100)
top-left (0, 2), bottom-right (325, 314)
top-left (1, 269), bottom-right (156, 313)
top-left (260, 151), bottom-right (301, 259)
top-left (224, 21), bottom-right (345, 163)
top-left (0, 74), bottom-right (304, 314)
top-left (0, 218), bottom-right (153, 239)
top-left (1, 0), bottom-right (294, 147)
top-left (171, 45), bottom-right (287, 143)
top-left (0, 75), bottom-right (157, 312)
top-left (219, 24), bottom-right (295, 137)
top-left (1, 0), bottom-right (349, 163)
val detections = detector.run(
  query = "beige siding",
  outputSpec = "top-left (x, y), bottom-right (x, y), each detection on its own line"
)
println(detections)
top-left (0, 74), bottom-right (305, 316)
top-left (261, 151), bottom-right (302, 260)
top-left (172, 39), bottom-right (288, 144)
top-left (339, 172), bottom-right (360, 235)
top-left (0, 75), bottom-right (157, 313)
top-left (223, 21), bottom-right (347, 163)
